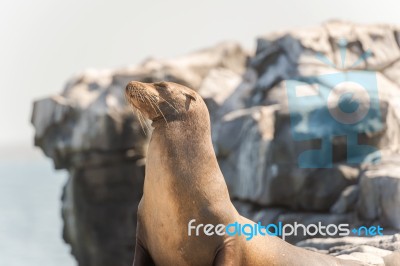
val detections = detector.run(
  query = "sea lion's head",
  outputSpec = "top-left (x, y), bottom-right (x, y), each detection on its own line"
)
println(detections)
top-left (125, 81), bottom-right (201, 125)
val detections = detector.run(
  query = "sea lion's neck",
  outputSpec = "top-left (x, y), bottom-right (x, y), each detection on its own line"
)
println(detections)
top-left (156, 118), bottom-right (219, 176)
top-left (147, 117), bottom-right (230, 202)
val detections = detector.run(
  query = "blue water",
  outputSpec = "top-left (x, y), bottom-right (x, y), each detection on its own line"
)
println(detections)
top-left (0, 159), bottom-right (76, 266)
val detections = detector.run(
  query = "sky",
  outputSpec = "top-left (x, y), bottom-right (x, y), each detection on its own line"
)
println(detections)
top-left (1, 0), bottom-right (399, 157)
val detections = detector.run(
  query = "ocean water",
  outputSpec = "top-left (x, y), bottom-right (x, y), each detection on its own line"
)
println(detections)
top-left (0, 158), bottom-right (76, 266)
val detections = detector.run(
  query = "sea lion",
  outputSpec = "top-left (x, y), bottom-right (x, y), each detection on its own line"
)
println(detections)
top-left (125, 81), bottom-right (366, 266)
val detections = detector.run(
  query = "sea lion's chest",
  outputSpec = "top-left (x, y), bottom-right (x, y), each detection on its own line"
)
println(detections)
top-left (137, 134), bottom-right (222, 265)
top-left (139, 144), bottom-right (192, 264)
top-left (141, 142), bottom-right (182, 228)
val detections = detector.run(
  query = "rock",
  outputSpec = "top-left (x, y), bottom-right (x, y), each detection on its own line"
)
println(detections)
top-left (111, 41), bottom-right (248, 88)
top-left (331, 185), bottom-right (360, 214)
top-left (337, 252), bottom-right (384, 265)
top-left (215, 105), bottom-right (279, 201)
top-left (233, 200), bottom-right (354, 244)
top-left (214, 68), bottom-right (258, 119)
top-left (197, 67), bottom-right (243, 123)
top-left (212, 21), bottom-right (400, 215)
top-left (32, 72), bottom-right (149, 266)
top-left (31, 42), bottom-right (248, 266)
top-left (275, 212), bottom-right (353, 243)
top-left (216, 103), bottom-right (360, 211)
top-left (296, 165), bottom-right (359, 211)
top-left (232, 200), bottom-right (285, 226)
top-left (31, 21), bottom-right (400, 266)
top-left (297, 234), bottom-right (400, 265)
top-left (62, 162), bottom-right (145, 266)
top-left (357, 153), bottom-right (400, 230)
top-left (335, 245), bottom-right (392, 258)
top-left (297, 235), bottom-right (387, 250)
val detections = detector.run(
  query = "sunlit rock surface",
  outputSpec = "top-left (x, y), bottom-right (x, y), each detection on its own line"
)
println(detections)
top-left (32, 21), bottom-right (400, 266)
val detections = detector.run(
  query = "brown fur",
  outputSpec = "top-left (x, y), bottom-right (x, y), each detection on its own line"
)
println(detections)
top-left (125, 81), bottom-right (367, 266)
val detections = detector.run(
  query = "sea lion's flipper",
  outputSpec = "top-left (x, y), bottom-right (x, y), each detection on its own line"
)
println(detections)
top-left (132, 238), bottom-right (155, 266)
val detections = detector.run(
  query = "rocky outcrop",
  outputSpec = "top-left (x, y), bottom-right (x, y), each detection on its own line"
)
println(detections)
top-left (31, 21), bottom-right (400, 266)
top-left (357, 152), bottom-right (400, 230)
top-left (214, 21), bottom-right (400, 214)
top-left (31, 42), bottom-right (248, 266)
top-left (31, 74), bottom-right (149, 266)
top-left (297, 234), bottom-right (400, 265)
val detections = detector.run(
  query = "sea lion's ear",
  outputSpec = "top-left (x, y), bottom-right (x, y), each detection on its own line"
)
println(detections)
top-left (183, 91), bottom-right (196, 111)
top-left (183, 91), bottom-right (197, 101)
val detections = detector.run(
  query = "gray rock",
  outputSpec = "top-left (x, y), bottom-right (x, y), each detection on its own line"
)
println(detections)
top-left (215, 105), bottom-right (279, 201)
top-left (62, 162), bottom-right (145, 266)
top-left (275, 212), bottom-right (353, 243)
top-left (212, 21), bottom-right (400, 214)
top-left (331, 185), bottom-right (360, 214)
top-left (31, 42), bottom-right (248, 266)
top-left (297, 234), bottom-right (400, 265)
top-left (234, 200), bottom-right (356, 243)
top-left (31, 21), bottom-right (400, 266)
top-left (335, 245), bottom-right (392, 258)
top-left (217, 104), bottom-right (360, 211)
top-left (198, 68), bottom-right (243, 107)
top-left (297, 165), bottom-right (359, 211)
top-left (32, 73), bottom-right (148, 266)
top-left (357, 153), bottom-right (400, 230)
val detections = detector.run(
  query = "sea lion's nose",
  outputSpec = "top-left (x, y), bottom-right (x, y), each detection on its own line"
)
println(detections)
top-left (126, 81), bottom-right (135, 93)
top-left (126, 81), bottom-right (141, 95)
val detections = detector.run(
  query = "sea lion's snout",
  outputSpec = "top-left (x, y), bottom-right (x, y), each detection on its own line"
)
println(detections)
top-left (125, 81), bottom-right (142, 109)
top-left (126, 80), bottom-right (202, 127)
top-left (125, 81), bottom-right (162, 120)
top-left (125, 81), bottom-right (145, 97)
top-left (125, 82), bottom-right (133, 94)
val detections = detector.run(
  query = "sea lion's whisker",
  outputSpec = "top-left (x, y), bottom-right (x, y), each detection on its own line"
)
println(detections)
top-left (153, 101), bottom-right (169, 125)
top-left (137, 113), bottom-right (146, 135)
top-left (145, 95), bottom-right (160, 116)
top-left (130, 104), bottom-right (146, 135)
top-left (138, 107), bottom-right (151, 132)
top-left (157, 95), bottom-right (179, 113)
top-left (138, 92), bottom-right (153, 114)
top-left (138, 91), bottom-right (146, 103)
top-left (137, 109), bottom-right (151, 134)
top-left (145, 92), bottom-right (169, 125)
top-left (126, 95), bottom-right (147, 135)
